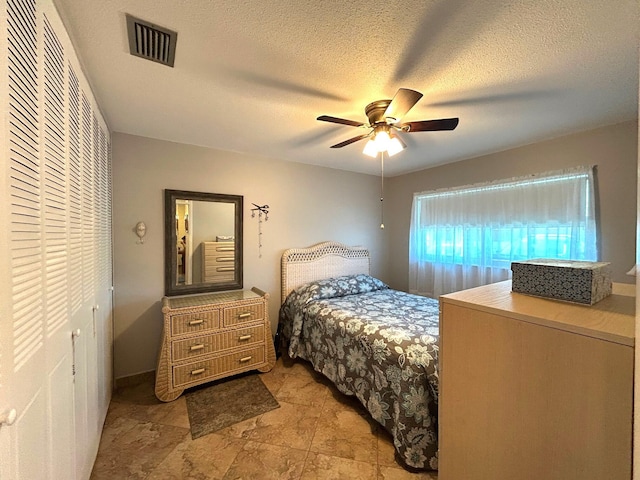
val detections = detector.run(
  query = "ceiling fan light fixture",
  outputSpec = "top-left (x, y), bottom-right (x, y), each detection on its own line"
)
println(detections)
top-left (374, 129), bottom-right (391, 151)
top-left (318, 88), bottom-right (458, 157)
top-left (363, 139), bottom-right (378, 157)
top-left (386, 136), bottom-right (405, 157)
top-left (363, 130), bottom-right (405, 157)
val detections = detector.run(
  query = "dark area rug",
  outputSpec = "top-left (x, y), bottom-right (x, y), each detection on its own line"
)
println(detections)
top-left (185, 373), bottom-right (279, 439)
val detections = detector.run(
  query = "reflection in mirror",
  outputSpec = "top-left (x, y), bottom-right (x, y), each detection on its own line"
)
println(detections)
top-left (165, 190), bottom-right (243, 296)
top-left (176, 200), bottom-right (235, 285)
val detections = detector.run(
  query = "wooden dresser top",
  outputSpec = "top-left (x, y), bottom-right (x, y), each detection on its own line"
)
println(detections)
top-left (441, 280), bottom-right (636, 347)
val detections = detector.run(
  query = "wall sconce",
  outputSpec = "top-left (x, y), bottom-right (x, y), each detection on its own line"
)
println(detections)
top-left (135, 221), bottom-right (147, 244)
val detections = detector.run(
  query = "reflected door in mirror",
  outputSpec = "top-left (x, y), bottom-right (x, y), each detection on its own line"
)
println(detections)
top-left (176, 199), bottom-right (191, 285)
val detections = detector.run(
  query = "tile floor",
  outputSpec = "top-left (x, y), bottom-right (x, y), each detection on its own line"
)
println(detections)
top-left (91, 356), bottom-right (438, 479)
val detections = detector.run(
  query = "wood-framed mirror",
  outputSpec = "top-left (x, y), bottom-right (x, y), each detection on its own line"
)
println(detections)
top-left (164, 189), bottom-right (243, 296)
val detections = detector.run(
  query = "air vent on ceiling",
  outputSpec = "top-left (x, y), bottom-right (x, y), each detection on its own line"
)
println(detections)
top-left (126, 14), bottom-right (177, 67)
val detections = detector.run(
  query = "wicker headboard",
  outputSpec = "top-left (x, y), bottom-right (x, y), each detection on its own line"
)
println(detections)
top-left (281, 241), bottom-right (370, 303)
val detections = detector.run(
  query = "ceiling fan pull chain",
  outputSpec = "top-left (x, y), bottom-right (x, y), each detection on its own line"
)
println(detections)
top-left (380, 151), bottom-right (385, 229)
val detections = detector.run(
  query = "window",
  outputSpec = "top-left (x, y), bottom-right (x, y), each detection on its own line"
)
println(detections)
top-left (409, 166), bottom-right (597, 297)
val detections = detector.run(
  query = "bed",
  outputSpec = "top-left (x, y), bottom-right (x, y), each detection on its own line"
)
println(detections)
top-left (277, 242), bottom-right (440, 470)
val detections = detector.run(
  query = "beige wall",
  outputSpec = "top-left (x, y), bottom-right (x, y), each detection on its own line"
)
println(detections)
top-left (385, 121), bottom-right (638, 291)
top-left (112, 133), bottom-right (386, 379)
top-left (113, 121), bottom-right (637, 379)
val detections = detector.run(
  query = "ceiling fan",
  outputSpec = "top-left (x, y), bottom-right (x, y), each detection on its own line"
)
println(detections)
top-left (317, 88), bottom-right (459, 157)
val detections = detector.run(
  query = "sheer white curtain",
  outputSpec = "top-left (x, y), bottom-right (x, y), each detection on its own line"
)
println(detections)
top-left (409, 166), bottom-right (597, 298)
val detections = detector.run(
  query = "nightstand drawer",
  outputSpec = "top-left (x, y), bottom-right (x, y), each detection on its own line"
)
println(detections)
top-left (171, 310), bottom-right (219, 336)
top-left (203, 266), bottom-right (235, 283)
top-left (204, 265), bottom-right (235, 275)
top-left (223, 303), bottom-right (264, 326)
top-left (171, 324), bottom-right (265, 362)
top-left (172, 346), bottom-right (266, 388)
top-left (203, 255), bottom-right (235, 263)
top-left (203, 242), bottom-right (234, 254)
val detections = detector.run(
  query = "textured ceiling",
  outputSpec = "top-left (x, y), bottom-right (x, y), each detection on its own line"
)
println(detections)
top-left (53, 0), bottom-right (638, 176)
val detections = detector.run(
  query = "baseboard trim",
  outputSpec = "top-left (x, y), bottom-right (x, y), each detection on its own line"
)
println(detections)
top-left (114, 370), bottom-right (155, 390)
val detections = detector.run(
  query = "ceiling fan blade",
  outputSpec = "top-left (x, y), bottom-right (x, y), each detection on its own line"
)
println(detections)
top-left (317, 115), bottom-right (365, 128)
top-left (330, 133), bottom-right (371, 148)
top-left (403, 117), bottom-right (459, 132)
top-left (383, 88), bottom-right (423, 123)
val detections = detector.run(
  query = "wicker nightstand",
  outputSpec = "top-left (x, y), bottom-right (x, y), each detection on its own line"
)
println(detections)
top-left (155, 287), bottom-right (276, 402)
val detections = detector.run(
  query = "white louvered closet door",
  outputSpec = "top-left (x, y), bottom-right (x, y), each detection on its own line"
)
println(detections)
top-left (0, 1), bottom-right (112, 479)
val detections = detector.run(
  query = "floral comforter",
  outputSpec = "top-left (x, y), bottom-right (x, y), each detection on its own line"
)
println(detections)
top-left (278, 274), bottom-right (439, 470)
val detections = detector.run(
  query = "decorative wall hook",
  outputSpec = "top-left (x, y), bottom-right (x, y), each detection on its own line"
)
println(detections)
top-left (135, 221), bottom-right (147, 244)
top-left (251, 203), bottom-right (269, 221)
top-left (250, 204), bottom-right (270, 258)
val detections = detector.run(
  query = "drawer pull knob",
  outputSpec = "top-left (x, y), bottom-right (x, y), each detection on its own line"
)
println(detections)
top-left (190, 368), bottom-right (205, 375)
top-left (239, 356), bottom-right (252, 363)
top-left (238, 312), bottom-right (251, 319)
top-left (217, 247), bottom-right (234, 252)
top-left (188, 319), bottom-right (204, 326)
top-left (238, 334), bottom-right (252, 341)
top-left (217, 257), bottom-right (234, 262)
top-left (190, 344), bottom-right (205, 351)
top-left (217, 267), bottom-right (235, 272)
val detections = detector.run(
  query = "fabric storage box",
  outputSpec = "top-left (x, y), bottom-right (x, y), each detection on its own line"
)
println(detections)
top-left (511, 259), bottom-right (612, 305)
